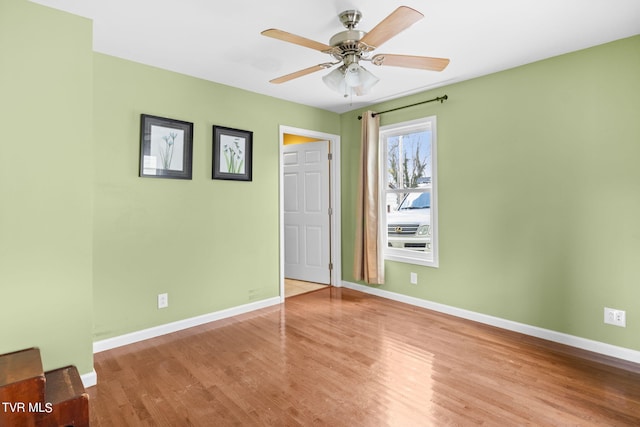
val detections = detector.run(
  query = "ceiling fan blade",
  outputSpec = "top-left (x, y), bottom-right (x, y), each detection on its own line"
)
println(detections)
top-left (261, 29), bottom-right (332, 52)
top-left (270, 64), bottom-right (332, 84)
top-left (360, 6), bottom-right (424, 49)
top-left (372, 54), bottom-right (450, 71)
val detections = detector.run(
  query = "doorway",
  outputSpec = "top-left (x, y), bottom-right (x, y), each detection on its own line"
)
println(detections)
top-left (279, 126), bottom-right (341, 300)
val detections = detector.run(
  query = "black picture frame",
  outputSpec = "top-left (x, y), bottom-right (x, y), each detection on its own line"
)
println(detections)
top-left (139, 114), bottom-right (193, 180)
top-left (212, 125), bottom-right (253, 181)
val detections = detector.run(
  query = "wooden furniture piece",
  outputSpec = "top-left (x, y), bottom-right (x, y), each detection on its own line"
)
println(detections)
top-left (0, 347), bottom-right (88, 427)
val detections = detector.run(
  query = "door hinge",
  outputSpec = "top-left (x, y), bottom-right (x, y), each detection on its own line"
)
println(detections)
top-left (329, 262), bottom-right (333, 270)
top-left (328, 207), bottom-right (333, 216)
top-left (328, 153), bottom-right (333, 160)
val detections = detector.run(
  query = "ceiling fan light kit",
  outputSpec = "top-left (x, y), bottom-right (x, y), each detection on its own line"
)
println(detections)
top-left (323, 63), bottom-right (380, 97)
top-left (261, 6), bottom-right (450, 98)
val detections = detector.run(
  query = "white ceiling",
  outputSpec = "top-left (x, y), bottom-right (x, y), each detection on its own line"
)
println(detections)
top-left (32, 0), bottom-right (640, 114)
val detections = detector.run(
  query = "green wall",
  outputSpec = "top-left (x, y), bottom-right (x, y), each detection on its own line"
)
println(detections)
top-left (92, 54), bottom-right (340, 340)
top-left (341, 35), bottom-right (640, 351)
top-left (0, 0), bottom-right (94, 374)
top-left (1, 0), bottom-right (638, 381)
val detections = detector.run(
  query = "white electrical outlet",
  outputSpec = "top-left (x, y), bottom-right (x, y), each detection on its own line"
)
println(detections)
top-left (158, 293), bottom-right (168, 309)
top-left (410, 272), bottom-right (418, 285)
top-left (604, 307), bottom-right (625, 327)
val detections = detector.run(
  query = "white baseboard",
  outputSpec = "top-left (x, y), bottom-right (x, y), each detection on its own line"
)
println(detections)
top-left (341, 281), bottom-right (640, 365)
top-left (93, 296), bottom-right (281, 354)
top-left (81, 369), bottom-right (97, 388)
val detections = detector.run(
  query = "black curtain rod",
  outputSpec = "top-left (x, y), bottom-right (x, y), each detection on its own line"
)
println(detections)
top-left (357, 95), bottom-right (448, 120)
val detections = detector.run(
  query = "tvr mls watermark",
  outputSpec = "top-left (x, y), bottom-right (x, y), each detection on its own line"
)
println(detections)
top-left (2, 401), bottom-right (53, 414)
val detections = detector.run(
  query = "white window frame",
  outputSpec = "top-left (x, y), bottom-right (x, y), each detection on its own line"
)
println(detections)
top-left (380, 116), bottom-right (439, 268)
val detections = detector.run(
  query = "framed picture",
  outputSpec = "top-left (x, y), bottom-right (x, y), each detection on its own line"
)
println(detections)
top-left (139, 114), bottom-right (193, 179)
top-left (212, 125), bottom-right (253, 181)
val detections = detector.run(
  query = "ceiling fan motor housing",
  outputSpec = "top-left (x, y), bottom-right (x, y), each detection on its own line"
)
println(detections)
top-left (329, 30), bottom-right (366, 48)
top-left (327, 10), bottom-right (375, 64)
top-left (329, 30), bottom-right (368, 60)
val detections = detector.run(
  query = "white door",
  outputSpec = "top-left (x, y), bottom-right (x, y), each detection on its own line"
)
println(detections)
top-left (283, 141), bottom-right (331, 284)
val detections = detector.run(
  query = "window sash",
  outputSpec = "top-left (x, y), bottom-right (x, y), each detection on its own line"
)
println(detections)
top-left (380, 116), bottom-right (438, 268)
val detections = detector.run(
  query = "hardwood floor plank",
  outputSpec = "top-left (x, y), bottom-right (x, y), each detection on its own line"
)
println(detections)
top-left (285, 278), bottom-right (328, 298)
top-left (88, 288), bottom-right (640, 426)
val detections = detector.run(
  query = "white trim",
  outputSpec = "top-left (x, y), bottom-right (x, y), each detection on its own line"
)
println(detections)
top-left (278, 126), bottom-right (342, 297)
top-left (342, 280), bottom-right (640, 364)
top-left (93, 297), bottom-right (281, 353)
top-left (80, 369), bottom-right (97, 388)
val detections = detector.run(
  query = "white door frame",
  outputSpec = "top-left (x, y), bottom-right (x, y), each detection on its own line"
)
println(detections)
top-left (279, 125), bottom-right (342, 301)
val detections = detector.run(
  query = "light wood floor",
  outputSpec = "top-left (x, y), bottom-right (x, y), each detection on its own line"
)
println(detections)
top-left (88, 288), bottom-right (640, 426)
top-left (284, 278), bottom-right (328, 298)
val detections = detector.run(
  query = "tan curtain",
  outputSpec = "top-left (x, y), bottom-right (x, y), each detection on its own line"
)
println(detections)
top-left (353, 111), bottom-right (384, 285)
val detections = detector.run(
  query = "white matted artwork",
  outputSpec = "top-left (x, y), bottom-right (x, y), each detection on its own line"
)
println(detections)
top-left (212, 125), bottom-right (253, 181)
top-left (139, 114), bottom-right (193, 180)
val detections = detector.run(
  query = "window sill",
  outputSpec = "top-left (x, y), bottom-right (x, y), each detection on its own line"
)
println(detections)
top-left (385, 252), bottom-right (439, 268)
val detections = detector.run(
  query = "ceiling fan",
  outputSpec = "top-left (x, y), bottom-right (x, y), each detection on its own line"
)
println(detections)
top-left (261, 6), bottom-right (450, 97)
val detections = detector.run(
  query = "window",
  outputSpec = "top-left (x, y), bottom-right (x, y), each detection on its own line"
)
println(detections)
top-left (380, 116), bottom-right (438, 267)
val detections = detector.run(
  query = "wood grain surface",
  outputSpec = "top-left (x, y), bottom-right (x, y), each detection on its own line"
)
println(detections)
top-left (88, 288), bottom-right (640, 426)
